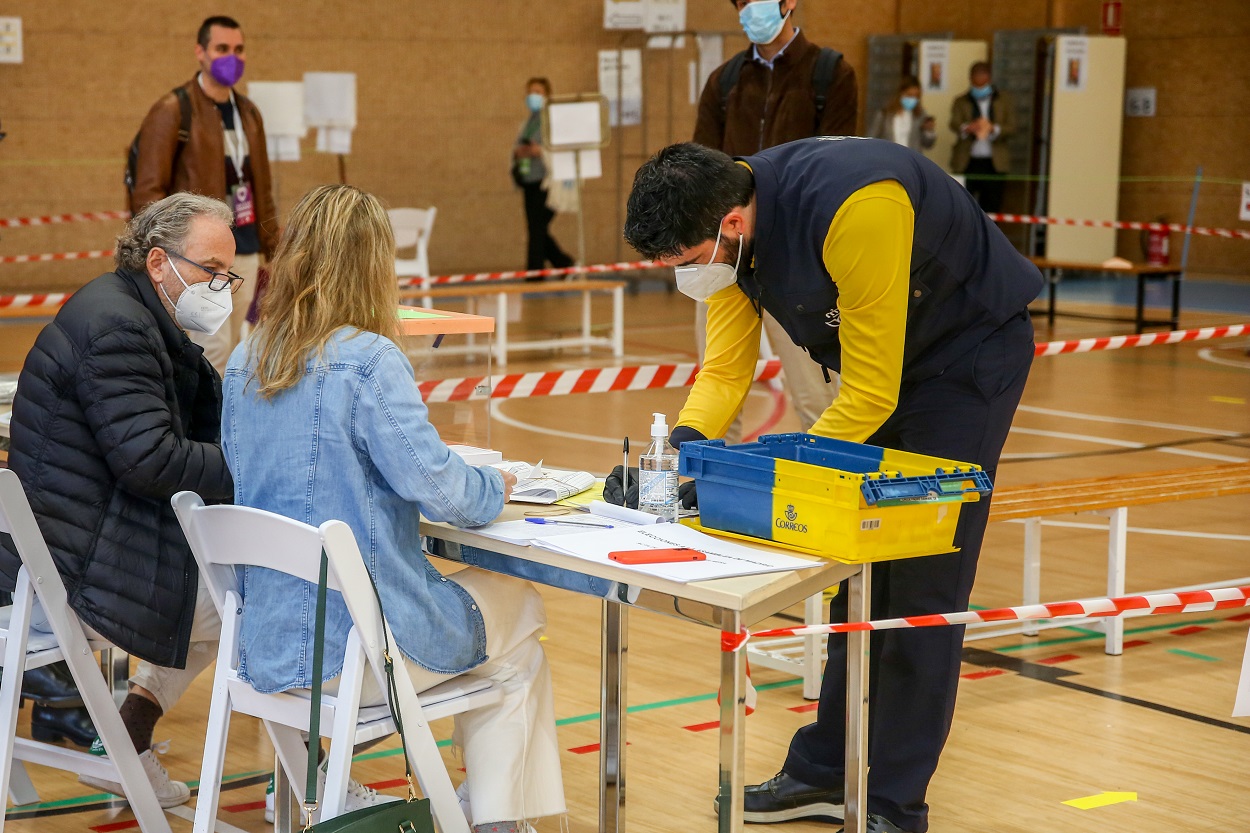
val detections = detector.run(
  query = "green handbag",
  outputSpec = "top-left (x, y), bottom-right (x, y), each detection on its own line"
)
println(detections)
top-left (299, 548), bottom-right (436, 833)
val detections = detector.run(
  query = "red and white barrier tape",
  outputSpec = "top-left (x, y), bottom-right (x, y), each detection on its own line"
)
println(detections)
top-left (988, 212), bottom-right (1250, 240)
top-left (0, 293), bottom-right (72, 310)
top-left (1034, 322), bottom-right (1249, 356)
top-left (0, 249), bottom-right (114, 266)
top-left (0, 210), bottom-right (129, 229)
top-left (721, 585), bottom-right (1250, 652)
top-left (398, 260), bottom-right (658, 288)
top-left (415, 323), bottom-right (1250, 403)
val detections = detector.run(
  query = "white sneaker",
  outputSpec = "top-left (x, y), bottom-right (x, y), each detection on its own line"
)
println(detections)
top-left (79, 747), bottom-right (191, 809)
top-left (264, 760), bottom-right (401, 823)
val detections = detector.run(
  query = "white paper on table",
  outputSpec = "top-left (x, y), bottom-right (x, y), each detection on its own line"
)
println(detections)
top-left (246, 81), bottom-right (306, 138)
top-left (587, 500), bottom-right (667, 526)
top-left (268, 134), bottom-right (301, 162)
top-left (532, 523), bottom-right (813, 583)
top-left (477, 503), bottom-right (645, 546)
top-left (303, 72), bottom-right (357, 128)
top-left (1234, 629), bottom-right (1250, 716)
top-left (550, 151), bottom-right (578, 181)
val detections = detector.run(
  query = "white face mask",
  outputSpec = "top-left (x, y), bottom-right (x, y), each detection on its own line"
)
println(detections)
top-left (159, 256), bottom-right (233, 335)
top-left (674, 222), bottom-right (744, 302)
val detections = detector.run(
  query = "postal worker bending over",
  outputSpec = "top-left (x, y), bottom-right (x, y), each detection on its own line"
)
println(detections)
top-left (623, 137), bottom-right (1042, 833)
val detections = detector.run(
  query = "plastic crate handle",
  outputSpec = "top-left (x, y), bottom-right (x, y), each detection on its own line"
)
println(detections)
top-left (860, 469), bottom-right (993, 506)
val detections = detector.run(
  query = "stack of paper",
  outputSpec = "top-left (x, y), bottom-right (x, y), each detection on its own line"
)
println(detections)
top-left (492, 460), bottom-right (597, 504)
top-left (532, 523), bottom-right (813, 583)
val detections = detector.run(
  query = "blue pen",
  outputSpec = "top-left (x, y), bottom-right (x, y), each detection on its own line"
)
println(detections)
top-left (525, 517), bottom-right (614, 529)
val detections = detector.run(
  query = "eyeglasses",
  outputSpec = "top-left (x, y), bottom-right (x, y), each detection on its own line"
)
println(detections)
top-left (168, 252), bottom-right (245, 294)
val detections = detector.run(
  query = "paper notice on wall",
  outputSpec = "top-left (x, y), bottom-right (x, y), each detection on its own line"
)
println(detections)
top-left (599, 49), bottom-right (643, 127)
top-left (578, 148), bottom-right (602, 179)
top-left (604, 0), bottom-right (644, 29)
top-left (315, 127), bottom-right (353, 155)
top-left (1234, 630), bottom-right (1250, 716)
top-left (268, 134), bottom-right (301, 162)
top-left (1058, 36), bottom-right (1089, 92)
top-left (644, 0), bottom-right (686, 33)
top-left (1240, 182), bottom-right (1250, 223)
top-left (919, 41), bottom-right (949, 93)
top-left (697, 33), bottom-right (724, 91)
top-left (246, 81), bottom-right (306, 138)
top-left (551, 151), bottom-right (577, 181)
top-left (548, 100), bottom-right (603, 148)
top-left (304, 72), bottom-right (357, 128)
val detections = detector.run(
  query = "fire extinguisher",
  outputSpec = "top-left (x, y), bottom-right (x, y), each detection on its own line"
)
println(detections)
top-left (1141, 218), bottom-right (1170, 266)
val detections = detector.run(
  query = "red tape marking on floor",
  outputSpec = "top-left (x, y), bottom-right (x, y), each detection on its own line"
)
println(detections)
top-left (961, 669), bottom-right (1008, 680)
top-left (223, 799), bottom-right (267, 813)
top-left (1122, 639), bottom-right (1152, 649)
top-left (683, 720), bottom-right (720, 732)
top-left (1037, 654), bottom-right (1082, 665)
top-left (1171, 625), bottom-right (1210, 636)
top-left (788, 702), bottom-right (821, 713)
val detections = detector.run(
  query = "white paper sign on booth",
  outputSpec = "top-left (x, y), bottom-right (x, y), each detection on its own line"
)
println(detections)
top-left (604, 0), bottom-right (645, 30)
top-left (644, 0), bottom-right (685, 32)
top-left (920, 41), bottom-right (950, 93)
top-left (304, 72), bottom-right (357, 128)
top-left (246, 81), bottom-right (306, 161)
top-left (1059, 37), bottom-right (1089, 92)
top-left (599, 49), bottom-right (643, 127)
top-left (548, 101), bottom-right (603, 148)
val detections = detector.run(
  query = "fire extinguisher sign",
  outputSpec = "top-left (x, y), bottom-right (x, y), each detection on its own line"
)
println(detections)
top-left (1241, 182), bottom-right (1250, 223)
top-left (1102, 1), bottom-right (1123, 36)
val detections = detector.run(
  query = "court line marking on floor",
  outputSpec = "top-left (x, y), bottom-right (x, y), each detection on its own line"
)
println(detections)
top-left (1005, 426), bottom-right (1248, 463)
top-left (1197, 342), bottom-right (1250, 370)
top-left (1015, 404), bottom-right (1246, 437)
top-left (165, 804), bottom-right (249, 833)
top-left (1004, 519), bottom-right (1250, 542)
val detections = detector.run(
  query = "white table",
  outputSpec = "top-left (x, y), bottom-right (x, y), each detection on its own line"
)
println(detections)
top-left (422, 506), bottom-right (871, 833)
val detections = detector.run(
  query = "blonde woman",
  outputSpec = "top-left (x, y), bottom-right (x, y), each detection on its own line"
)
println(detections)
top-left (222, 185), bottom-right (565, 833)
top-left (868, 75), bottom-right (936, 152)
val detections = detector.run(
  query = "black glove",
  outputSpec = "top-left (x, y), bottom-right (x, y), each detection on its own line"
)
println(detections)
top-left (669, 425), bottom-right (708, 448)
top-left (679, 479), bottom-right (698, 510)
top-left (603, 465), bottom-right (639, 509)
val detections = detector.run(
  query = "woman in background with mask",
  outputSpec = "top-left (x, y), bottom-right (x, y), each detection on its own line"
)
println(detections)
top-left (868, 75), bottom-right (936, 152)
top-left (511, 76), bottom-right (573, 276)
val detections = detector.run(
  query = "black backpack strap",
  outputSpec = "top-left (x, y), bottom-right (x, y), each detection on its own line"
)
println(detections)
top-left (718, 50), bottom-right (751, 115)
top-left (171, 86), bottom-right (192, 169)
top-left (811, 47), bottom-right (843, 131)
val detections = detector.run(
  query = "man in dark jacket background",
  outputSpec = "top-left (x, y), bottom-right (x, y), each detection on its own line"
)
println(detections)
top-left (131, 15), bottom-right (277, 373)
top-left (692, 0), bottom-right (858, 443)
top-left (0, 193), bottom-right (236, 807)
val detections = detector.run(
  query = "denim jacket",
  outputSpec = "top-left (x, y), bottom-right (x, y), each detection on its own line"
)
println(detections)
top-left (221, 328), bottom-right (505, 693)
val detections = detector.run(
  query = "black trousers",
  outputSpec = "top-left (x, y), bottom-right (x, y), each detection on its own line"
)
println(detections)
top-left (964, 157), bottom-right (1005, 214)
top-left (783, 311), bottom-right (1036, 833)
top-left (521, 181), bottom-right (573, 272)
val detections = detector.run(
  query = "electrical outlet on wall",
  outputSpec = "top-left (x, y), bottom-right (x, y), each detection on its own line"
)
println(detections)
top-left (1125, 87), bottom-right (1156, 118)
top-left (0, 18), bottom-right (22, 64)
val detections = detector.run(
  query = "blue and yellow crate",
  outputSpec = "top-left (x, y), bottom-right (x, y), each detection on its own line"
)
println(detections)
top-left (678, 433), bottom-right (992, 564)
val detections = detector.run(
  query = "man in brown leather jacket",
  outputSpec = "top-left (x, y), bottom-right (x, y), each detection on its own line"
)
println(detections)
top-left (691, 0), bottom-right (858, 445)
top-left (131, 15), bottom-right (277, 373)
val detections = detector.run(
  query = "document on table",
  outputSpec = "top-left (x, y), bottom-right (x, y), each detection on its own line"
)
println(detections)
top-left (491, 460), bottom-right (597, 504)
top-left (531, 522), bottom-right (813, 582)
top-left (475, 501), bottom-right (664, 546)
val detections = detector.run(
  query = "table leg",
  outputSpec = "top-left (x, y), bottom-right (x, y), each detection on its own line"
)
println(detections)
top-left (600, 601), bottom-right (628, 833)
top-left (1136, 275), bottom-right (1147, 334)
top-left (717, 609), bottom-right (747, 833)
top-left (1170, 272), bottom-right (1182, 328)
top-left (581, 290), bottom-right (592, 354)
top-left (99, 647), bottom-right (130, 707)
top-left (276, 764), bottom-right (293, 833)
top-left (1047, 269), bottom-right (1057, 329)
top-left (844, 566), bottom-right (870, 833)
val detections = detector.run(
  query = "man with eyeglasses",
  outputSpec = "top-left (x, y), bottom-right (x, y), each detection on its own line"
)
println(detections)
top-left (130, 15), bottom-right (276, 372)
top-left (0, 194), bottom-right (236, 807)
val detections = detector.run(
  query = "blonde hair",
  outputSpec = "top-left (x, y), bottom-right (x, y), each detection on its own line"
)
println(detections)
top-left (249, 185), bottom-right (400, 397)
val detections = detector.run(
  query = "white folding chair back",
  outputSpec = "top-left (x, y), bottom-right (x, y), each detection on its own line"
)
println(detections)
top-left (174, 492), bottom-right (498, 833)
top-left (0, 469), bottom-right (171, 833)
top-left (389, 207), bottom-right (437, 280)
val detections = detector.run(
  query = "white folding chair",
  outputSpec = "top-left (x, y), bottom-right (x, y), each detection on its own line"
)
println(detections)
top-left (0, 469), bottom-right (171, 833)
top-left (390, 207), bottom-right (438, 306)
top-left (173, 491), bottom-right (500, 833)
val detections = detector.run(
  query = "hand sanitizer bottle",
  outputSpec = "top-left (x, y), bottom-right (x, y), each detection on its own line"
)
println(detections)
top-left (638, 412), bottom-right (679, 521)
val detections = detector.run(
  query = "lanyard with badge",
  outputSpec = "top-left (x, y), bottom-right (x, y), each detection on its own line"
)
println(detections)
top-left (220, 88), bottom-right (256, 228)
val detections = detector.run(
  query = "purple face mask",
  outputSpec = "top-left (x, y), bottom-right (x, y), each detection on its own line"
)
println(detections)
top-left (209, 54), bottom-right (245, 87)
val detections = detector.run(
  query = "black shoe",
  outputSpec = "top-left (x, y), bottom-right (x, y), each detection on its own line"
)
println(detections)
top-left (20, 662), bottom-right (85, 707)
top-left (31, 704), bottom-right (98, 747)
top-left (713, 771), bottom-right (845, 824)
top-left (837, 813), bottom-right (907, 833)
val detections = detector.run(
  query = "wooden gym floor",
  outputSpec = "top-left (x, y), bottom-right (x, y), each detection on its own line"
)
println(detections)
top-left (1, 285), bottom-right (1248, 832)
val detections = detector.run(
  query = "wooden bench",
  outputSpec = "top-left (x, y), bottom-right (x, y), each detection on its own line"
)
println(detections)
top-left (399, 279), bottom-right (624, 367)
top-left (1029, 257), bottom-right (1182, 334)
top-left (747, 462), bottom-right (1250, 697)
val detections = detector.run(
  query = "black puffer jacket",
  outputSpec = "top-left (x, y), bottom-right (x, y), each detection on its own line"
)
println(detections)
top-left (0, 269), bottom-right (233, 667)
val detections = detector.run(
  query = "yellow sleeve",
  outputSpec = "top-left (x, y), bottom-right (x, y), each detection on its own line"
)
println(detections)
top-left (808, 181), bottom-right (914, 443)
top-left (676, 283), bottom-right (762, 439)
